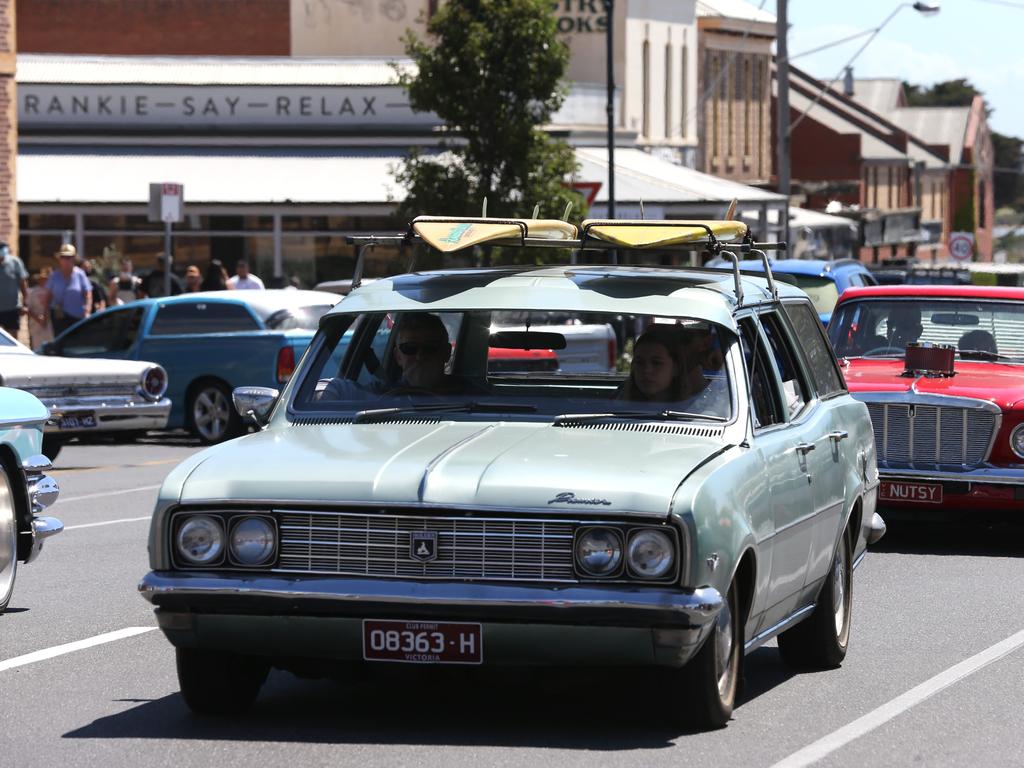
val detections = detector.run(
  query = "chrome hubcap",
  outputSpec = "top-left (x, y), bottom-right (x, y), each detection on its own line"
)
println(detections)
top-left (193, 388), bottom-right (230, 442)
top-left (715, 597), bottom-right (734, 696)
top-left (0, 470), bottom-right (17, 605)
top-left (833, 544), bottom-right (847, 636)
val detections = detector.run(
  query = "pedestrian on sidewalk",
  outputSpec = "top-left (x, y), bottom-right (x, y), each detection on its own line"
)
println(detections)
top-left (183, 265), bottom-right (203, 292)
top-left (200, 259), bottom-right (231, 291)
top-left (43, 243), bottom-right (92, 336)
top-left (0, 241), bottom-right (29, 339)
top-left (26, 269), bottom-right (53, 349)
top-left (227, 259), bottom-right (265, 290)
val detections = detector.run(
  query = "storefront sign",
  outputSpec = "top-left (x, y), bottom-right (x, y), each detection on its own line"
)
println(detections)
top-left (553, 0), bottom-right (609, 33)
top-left (19, 84), bottom-right (440, 130)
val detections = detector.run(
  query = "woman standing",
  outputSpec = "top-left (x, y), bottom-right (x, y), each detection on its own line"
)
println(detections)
top-left (200, 258), bottom-right (232, 291)
top-left (26, 268), bottom-right (54, 349)
top-left (43, 244), bottom-right (92, 336)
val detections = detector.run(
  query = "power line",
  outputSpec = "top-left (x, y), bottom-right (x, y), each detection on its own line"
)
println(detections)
top-left (974, 0), bottom-right (1024, 8)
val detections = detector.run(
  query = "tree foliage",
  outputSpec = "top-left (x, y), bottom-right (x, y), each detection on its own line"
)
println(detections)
top-left (394, 0), bottom-right (586, 224)
top-left (904, 79), bottom-right (1023, 209)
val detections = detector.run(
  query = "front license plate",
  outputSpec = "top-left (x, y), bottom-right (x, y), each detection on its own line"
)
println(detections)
top-left (363, 620), bottom-right (482, 664)
top-left (57, 412), bottom-right (97, 430)
top-left (880, 480), bottom-right (943, 504)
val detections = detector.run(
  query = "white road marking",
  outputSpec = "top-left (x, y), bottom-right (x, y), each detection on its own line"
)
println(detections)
top-left (0, 627), bottom-right (156, 673)
top-left (60, 485), bottom-right (161, 504)
top-left (770, 627), bottom-right (1024, 768)
top-left (65, 516), bottom-right (151, 530)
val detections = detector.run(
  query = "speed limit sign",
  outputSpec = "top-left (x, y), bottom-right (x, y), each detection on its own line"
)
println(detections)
top-left (948, 231), bottom-right (974, 261)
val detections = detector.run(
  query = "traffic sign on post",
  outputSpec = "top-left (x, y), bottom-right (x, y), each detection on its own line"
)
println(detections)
top-left (948, 231), bottom-right (974, 262)
top-left (148, 182), bottom-right (185, 223)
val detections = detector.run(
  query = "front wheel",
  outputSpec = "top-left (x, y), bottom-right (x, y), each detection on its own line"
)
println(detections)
top-left (188, 382), bottom-right (243, 444)
top-left (778, 527), bottom-right (853, 670)
top-left (670, 581), bottom-right (742, 729)
top-left (0, 464), bottom-right (18, 613)
top-left (176, 648), bottom-right (269, 715)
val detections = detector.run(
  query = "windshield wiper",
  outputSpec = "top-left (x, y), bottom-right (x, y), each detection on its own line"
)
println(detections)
top-left (551, 410), bottom-right (724, 425)
top-left (353, 402), bottom-right (538, 423)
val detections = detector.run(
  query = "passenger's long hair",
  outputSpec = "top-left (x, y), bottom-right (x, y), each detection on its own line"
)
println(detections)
top-left (618, 325), bottom-right (689, 402)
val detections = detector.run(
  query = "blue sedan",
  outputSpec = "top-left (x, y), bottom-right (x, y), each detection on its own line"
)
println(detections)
top-left (43, 290), bottom-right (338, 443)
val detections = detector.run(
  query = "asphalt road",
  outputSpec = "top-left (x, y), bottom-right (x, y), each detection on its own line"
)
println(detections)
top-left (3, 438), bottom-right (1023, 767)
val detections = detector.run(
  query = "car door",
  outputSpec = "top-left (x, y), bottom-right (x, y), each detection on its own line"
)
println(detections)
top-left (48, 306), bottom-right (146, 359)
top-left (784, 299), bottom-right (855, 597)
top-left (738, 317), bottom-right (814, 634)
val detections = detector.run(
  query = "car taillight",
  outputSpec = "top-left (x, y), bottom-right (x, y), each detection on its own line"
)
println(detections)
top-left (607, 337), bottom-right (617, 370)
top-left (276, 345), bottom-right (296, 384)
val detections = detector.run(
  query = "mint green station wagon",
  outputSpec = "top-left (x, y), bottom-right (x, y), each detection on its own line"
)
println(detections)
top-left (140, 218), bottom-right (883, 728)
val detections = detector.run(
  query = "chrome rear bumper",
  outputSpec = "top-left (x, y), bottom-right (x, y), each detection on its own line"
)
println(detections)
top-left (42, 396), bottom-right (171, 434)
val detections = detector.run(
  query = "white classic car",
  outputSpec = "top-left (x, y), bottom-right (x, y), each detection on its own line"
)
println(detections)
top-left (0, 329), bottom-right (170, 460)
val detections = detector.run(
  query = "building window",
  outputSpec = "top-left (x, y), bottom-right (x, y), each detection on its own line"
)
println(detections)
top-left (665, 43), bottom-right (673, 139)
top-left (979, 180), bottom-right (987, 228)
top-left (742, 55), bottom-right (752, 157)
top-left (726, 52), bottom-right (735, 166)
top-left (681, 44), bottom-right (688, 140)
top-left (642, 40), bottom-right (651, 139)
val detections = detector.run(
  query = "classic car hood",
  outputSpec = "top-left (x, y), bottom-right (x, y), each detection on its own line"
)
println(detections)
top-left (0, 352), bottom-right (154, 388)
top-left (843, 358), bottom-right (1024, 409)
top-left (174, 421), bottom-right (728, 516)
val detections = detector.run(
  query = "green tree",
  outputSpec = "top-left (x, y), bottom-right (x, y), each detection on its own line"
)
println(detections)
top-left (903, 78), bottom-right (981, 108)
top-left (394, 0), bottom-right (586, 226)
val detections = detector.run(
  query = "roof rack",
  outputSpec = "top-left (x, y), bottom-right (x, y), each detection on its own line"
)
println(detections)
top-left (344, 217), bottom-right (787, 304)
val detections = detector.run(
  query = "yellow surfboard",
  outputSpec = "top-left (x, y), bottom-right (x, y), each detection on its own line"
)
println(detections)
top-left (581, 219), bottom-right (748, 248)
top-left (413, 217), bottom-right (578, 253)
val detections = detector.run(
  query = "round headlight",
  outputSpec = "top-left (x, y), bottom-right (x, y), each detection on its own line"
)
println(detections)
top-left (176, 515), bottom-right (224, 565)
top-left (575, 527), bottom-right (623, 576)
top-left (1011, 424), bottom-right (1024, 460)
top-left (140, 365), bottom-right (168, 401)
top-left (627, 529), bottom-right (675, 579)
top-left (229, 517), bottom-right (276, 565)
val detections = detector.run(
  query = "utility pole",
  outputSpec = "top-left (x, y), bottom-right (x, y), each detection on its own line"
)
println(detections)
top-left (775, 0), bottom-right (790, 246)
top-left (605, 0), bottom-right (616, 219)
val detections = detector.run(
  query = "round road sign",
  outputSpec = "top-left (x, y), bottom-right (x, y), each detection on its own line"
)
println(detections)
top-left (948, 232), bottom-right (974, 261)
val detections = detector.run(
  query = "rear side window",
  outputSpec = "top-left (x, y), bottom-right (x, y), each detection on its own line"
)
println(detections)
top-left (784, 300), bottom-right (846, 397)
top-left (150, 302), bottom-right (260, 335)
top-left (760, 311), bottom-right (811, 419)
top-left (57, 307), bottom-right (144, 355)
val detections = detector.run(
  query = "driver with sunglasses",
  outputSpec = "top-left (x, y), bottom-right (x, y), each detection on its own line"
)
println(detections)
top-left (321, 312), bottom-right (482, 400)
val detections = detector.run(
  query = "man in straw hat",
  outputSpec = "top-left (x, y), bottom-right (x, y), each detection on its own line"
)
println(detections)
top-left (42, 243), bottom-right (92, 335)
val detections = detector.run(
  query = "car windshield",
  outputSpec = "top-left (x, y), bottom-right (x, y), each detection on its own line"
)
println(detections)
top-left (828, 298), bottom-right (1024, 363)
top-left (786, 275), bottom-right (839, 317)
top-left (264, 304), bottom-right (333, 331)
top-left (291, 309), bottom-right (734, 422)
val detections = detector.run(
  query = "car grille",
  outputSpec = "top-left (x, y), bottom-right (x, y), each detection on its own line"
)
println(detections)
top-left (26, 384), bottom-right (137, 400)
top-left (275, 510), bottom-right (577, 582)
top-left (866, 402), bottom-right (996, 467)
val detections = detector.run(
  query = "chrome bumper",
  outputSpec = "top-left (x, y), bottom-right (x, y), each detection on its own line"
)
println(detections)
top-left (878, 465), bottom-right (1024, 487)
top-left (21, 455), bottom-right (63, 563)
top-left (139, 572), bottom-right (723, 629)
top-left (42, 396), bottom-right (171, 434)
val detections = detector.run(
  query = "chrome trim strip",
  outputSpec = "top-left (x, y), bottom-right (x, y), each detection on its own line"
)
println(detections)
top-left (773, 508), bottom-right (819, 536)
top-left (171, 499), bottom-right (672, 520)
top-left (139, 571), bottom-right (723, 628)
top-left (852, 550), bottom-right (866, 570)
top-left (878, 467), bottom-right (1024, 487)
top-left (744, 604), bottom-right (815, 653)
top-left (41, 398), bottom-right (171, 434)
top-left (0, 414), bottom-right (46, 430)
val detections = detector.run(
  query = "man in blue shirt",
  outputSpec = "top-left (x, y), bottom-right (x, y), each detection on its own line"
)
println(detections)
top-left (43, 243), bottom-right (92, 335)
top-left (0, 242), bottom-right (28, 338)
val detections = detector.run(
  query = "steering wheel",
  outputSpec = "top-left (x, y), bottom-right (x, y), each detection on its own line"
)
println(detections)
top-left (861, 345), bottom-right (904, 357)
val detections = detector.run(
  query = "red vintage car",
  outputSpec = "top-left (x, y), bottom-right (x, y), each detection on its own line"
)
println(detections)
top-left (828, 285), bottom-right (1024, 515)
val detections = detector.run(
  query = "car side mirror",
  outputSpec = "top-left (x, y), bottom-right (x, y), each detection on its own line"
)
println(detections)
top-left (232, 386), bottom-right (279, 428)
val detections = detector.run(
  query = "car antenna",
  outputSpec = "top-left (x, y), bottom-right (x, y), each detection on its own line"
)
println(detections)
top-left (639, 200), bottom-right (645, 220)
top-left (481, 197), bottom-right (488, 218)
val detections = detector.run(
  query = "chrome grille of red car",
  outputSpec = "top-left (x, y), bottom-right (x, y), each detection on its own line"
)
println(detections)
top-left (275, 510), bottom-right (576, 582)
top-left (866, 403), bottom-right (996, 467)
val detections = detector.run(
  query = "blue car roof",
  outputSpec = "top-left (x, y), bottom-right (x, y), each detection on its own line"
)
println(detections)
top-left (720, 259), bottom-right (866, 279)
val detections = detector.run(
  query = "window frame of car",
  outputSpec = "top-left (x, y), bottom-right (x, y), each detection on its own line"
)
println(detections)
top-left (50, 305), bottom-right (146, 356)
top-left (782, 298), bottom-right (848, 400)
top-left (147, 298), bottom-right (263, 336)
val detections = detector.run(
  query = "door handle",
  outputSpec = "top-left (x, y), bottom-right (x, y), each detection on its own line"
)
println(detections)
top-left (795, 442), bottom-right (816, 454)
top-left (828, 430), bottom-right (849, 443)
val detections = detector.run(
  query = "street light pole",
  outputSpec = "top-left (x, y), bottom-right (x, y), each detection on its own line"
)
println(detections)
top-left (605, 0), bottom-right (616, 219)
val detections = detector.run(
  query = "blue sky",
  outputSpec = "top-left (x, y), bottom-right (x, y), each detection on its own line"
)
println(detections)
top-left (765, 0), bottom-right (1023, 137)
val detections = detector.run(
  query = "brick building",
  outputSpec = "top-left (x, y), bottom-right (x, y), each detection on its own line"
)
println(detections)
top-left (0, 0), bottom-right (15, 248)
